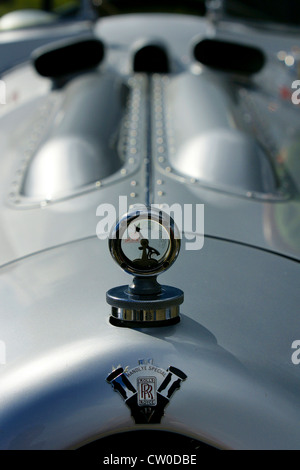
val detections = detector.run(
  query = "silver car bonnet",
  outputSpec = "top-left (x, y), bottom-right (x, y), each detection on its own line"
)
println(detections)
top-left (0, 12), bottom-right (299, 451)
top-left (0, 235), bottom-right (299, 450)
top-left (1, 13), bottom-right (300, 267)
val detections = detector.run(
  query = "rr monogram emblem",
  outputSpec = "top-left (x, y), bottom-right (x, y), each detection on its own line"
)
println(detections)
top-left (106, 359), bottom-right (187, 424)
top-left (138, 377), bottom-right (157, 406)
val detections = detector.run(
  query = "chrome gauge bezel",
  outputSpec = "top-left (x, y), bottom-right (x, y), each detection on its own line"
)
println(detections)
top-left (109, 207), bottom-right (181, 277)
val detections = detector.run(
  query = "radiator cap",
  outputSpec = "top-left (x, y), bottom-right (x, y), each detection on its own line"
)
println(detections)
top-left (106, 206), bottom-right (183, 327)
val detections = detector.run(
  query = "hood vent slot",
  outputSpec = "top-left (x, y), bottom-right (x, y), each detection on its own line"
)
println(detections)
top-left (193, 39), bottom-right (265, 75)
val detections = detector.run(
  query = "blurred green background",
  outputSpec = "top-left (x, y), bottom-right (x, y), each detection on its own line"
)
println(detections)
top-left (0, 0), bottom-right (80, 17)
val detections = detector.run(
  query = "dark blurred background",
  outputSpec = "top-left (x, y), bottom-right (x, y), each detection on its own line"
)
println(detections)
top-left (1, 0), bottom-right (300, 26)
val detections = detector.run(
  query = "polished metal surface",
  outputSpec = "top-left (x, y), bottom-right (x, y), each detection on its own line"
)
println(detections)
top-left (110, 305), bottom-right (180, 322)
top-left (0, 14), bottom-right (299, 263)
top-left (0, 9), bottom-right (299, 451)
top-left (21, 74), bottom-right (124, 199)
top-left (8, 74), bottom-right (146, 207)
top-left (0, 10), bottom-right (58, 31)
top-left (157, 72), bottom-right (282, 199)
top-left (0, 236), bottom-right (299, 449)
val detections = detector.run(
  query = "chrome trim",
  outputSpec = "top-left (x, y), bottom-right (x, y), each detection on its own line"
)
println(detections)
top-left (111, 305), bottom-right (179, 322)
top-left (109, 207), bottom-right (181, 277)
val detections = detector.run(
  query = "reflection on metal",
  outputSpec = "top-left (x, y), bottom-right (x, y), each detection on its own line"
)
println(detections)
top-left (10, 75), bottom-right (146, 208)
top-left (10, 68), bottom-right (293, 208)
top-left (109, 206), bottom-right (180, 277)
top-left (0, 10), bottom-right (58, 31)
top-left (153, 73), bottom-right (291, 201)
top-left (21, 75), bottom-right (123, 199)
top-left (106, 359), bottom-right (187, 424)
top-left (111, 305), bottom-right (179, 322)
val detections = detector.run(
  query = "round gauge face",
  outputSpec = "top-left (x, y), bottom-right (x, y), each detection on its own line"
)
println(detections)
top-left (109, 208), bottom-right (181, 276)
top-left (121, 218), bottom-right (170, 269)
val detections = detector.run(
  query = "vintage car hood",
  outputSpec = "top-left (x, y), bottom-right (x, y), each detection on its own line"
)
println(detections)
top-left (0, 14), bottom-right (299, 267)
top-left (0, 12), bottom-right (299, 451)
top-left (0, 236), bottom-right (299, 450)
